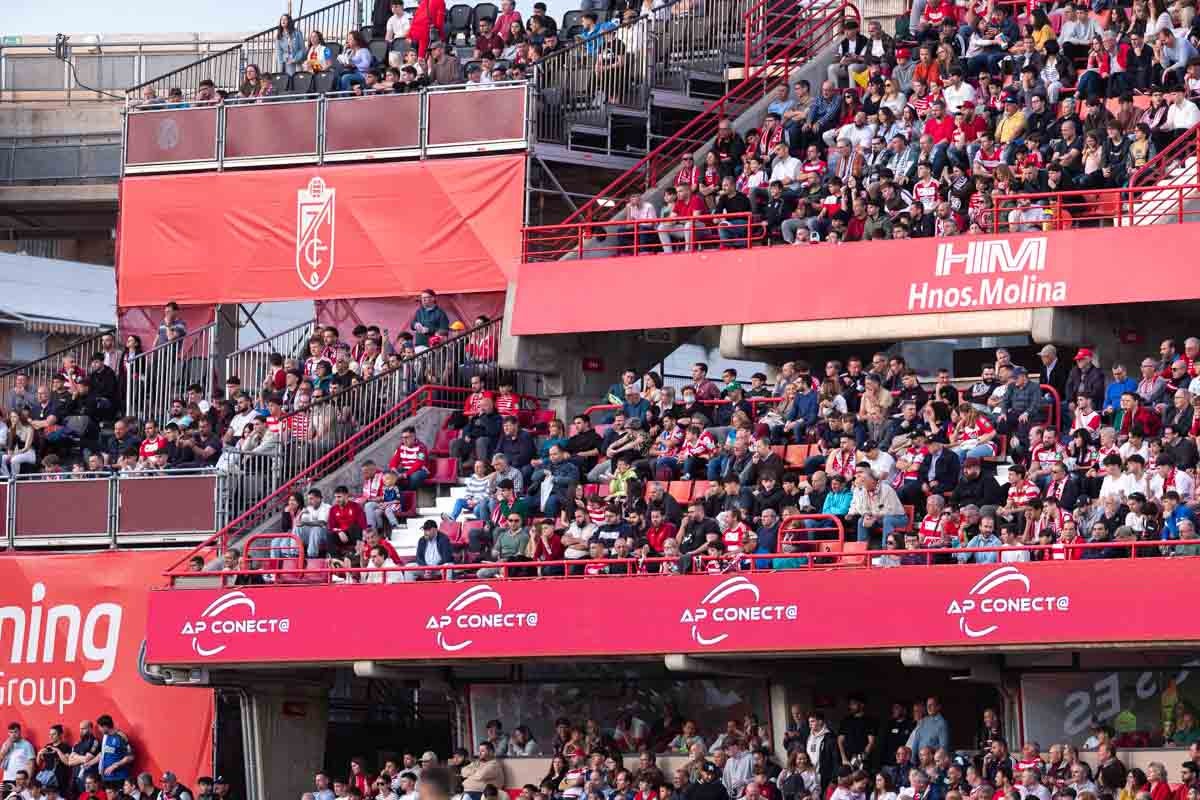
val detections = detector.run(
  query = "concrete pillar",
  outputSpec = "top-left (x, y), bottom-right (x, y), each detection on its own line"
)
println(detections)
top-left (240, 681), bottom-right (331, 800)
top-left (213, 305), bottom-right (241, 388)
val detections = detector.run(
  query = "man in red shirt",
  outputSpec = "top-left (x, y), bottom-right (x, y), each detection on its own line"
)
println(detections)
top-left (388, 428), bottom-right (431, 488)
top-left (473, 16), bottom-right (504, 59)
top-left (656, 184), bottom-right (707, 254)
top-left (138, 420), bottom-right (168, 467)
top-left (326, 485), bottom-right (367, 557)
top-left (450, 374), bottom-right (494, 430)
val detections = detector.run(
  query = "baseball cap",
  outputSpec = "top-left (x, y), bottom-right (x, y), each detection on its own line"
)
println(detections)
top-left (961, 100), bottom-right (975, 109)
top-left (964, 456), bottom-right (982, 468)
top-left (1074, 348), bottom-right (1094, 361)
top-left (421, 750), bottom-right (439, 763)
top-left (162, 772), bottom-right (178, 783)
top-left (450, 320), bottom-right (466, 331)
top-left (897, 47), bottom-right (911, 58)
top-left (1012, 366), bottom-right (1028, 377)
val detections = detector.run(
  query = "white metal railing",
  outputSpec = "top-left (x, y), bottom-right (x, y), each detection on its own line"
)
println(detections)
top-left (225, 319), bottom-right (317, 396)
top-left (0, 328), bottom-right (116, 408)
top-left (125, 322), bottom-right (217, 425)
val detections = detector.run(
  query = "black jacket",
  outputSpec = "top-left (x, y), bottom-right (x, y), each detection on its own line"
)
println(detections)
top-left (951, 474), bottom-right (1005, 508)
top-left (918, 448), bottom-right (960, 491)
top-left (807, 728), bottom-right (839, 796)
top-left (1065, 364), bottom-right (1105, 410)
top-left (1040, 358), bottom-right (1070, 407)
top-left (495, 430), bottom-right (536, 469)
top-left (465, 410), bottom-right (502, 443)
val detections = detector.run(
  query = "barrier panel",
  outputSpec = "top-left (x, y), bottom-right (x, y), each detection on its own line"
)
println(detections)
top-left (223, 98), bottom-right (319, 164)
top-left (123, 84), bottom-right (530, 174)
top-left (116, 473), bottom-right (220, 538)
top-left (12, 476), bottom-right (110, 543)
top-left (425, 85), bottom-right (527, 154)
top-left (324, 92), bottom-right (421, 159)
top-left (124, 106), bottom-right (219, 168)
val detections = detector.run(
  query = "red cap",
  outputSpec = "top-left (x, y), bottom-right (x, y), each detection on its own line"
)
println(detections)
top-left (1074, 348), bottom-right (1094, 361)
top-left (897, 47), bottom-right (911, 58)
top-left (961, 100), bottom-right (975, 109)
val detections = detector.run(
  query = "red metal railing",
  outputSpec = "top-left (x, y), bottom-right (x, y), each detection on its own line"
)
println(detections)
top-left (581, 396), bottom-right (784, 419)
top-left (163, 384), bottom-right (477, 574)
top-left (175, 538), bottom-right (1199, 585)
top-left (523, 0), bottom-right (857, 260)
top-left (1131, 123), bottom-right (1200, 187)
top-left (522, 212), bottom-right (764, 262)
top-left (987, 182), bottom-right (1200, 233)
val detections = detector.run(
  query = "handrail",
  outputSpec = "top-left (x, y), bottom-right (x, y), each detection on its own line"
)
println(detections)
top-left (224, 318), bottom-right (317, 393)
top-left (1131, 122), bottom-right (1200, 187)
top-left (161, 384), bottom-right (470, 575)
top-left (125, 0), bottom-right (356, 100)
top-left (176, 538), bottom-right (1200, 584)
top-left (988, 182), bottom-right (1200, 233)
top-left (0, 327), bottom-right (116, 405)
top-left (124, 322), bottom-right (218, 424)
top-left (522, 212), bottom-right (763, 261)
top-left (552, 0), bottom-right (856, 232)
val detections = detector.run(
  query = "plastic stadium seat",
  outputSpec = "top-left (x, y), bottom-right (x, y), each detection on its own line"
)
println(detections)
top-left (431, 457), bottom-right (460, 485)
top-left (432, 427), bottom-right (459, 456)
top-left (290, 71), bottom-right (314, 94)
top-left (842, 541), bottom-right (868, 567)
top-left (269, 74), bottom-right (291, 95)
top-left (460, 520), bottom-right (486, 549)
top-left (668, 481), bottom-right (693, 503)
top-left (583, 484), bottom-right (600, 497)
top-left (565, 23), bottom-right (584, 39)
top-left (369, 39), bottom-right (389, 66)
top-left (474, 2), bottom-right (499, 27)
top-left (784, 445), bottom-right (809, 469)
top-left (691, 480), bottom-right (711, 498)
top-left (313, 71), bottom-right (337, 94)
top-left (596, 483), bottom-right (612, 498)
top-left (327, 42), bottom-right (344, 59)
top-left (359, 25), bottom-right (376, 41)
top-left (818, 541), bottom-right (843, 555)
top-left (447, 4), bottom-right (474, 37)
top-left (439, 519), bottom-right (463, 546)
top-left (562, 10), bottom-right (583, 33)
top-left (390, 38), bottom-right (411, 57)
top-left (770, 445), bottom-right (786, 459)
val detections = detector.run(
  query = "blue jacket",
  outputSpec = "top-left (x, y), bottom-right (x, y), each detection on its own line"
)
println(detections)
top-left (1163, 505), bottom-right (1197, 539)
top-left (786, 390), bottom-right (819, 428)
top-left (1103, 377), bottom-right (1137, 413)
top-left (821, 488), bottom-right (852, 516)
top-left (416, 533), bottom-right (454, 566)
top-left (275, 28), bottom-right (306, 72)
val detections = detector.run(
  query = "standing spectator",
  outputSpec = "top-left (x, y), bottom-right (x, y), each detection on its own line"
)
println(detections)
top-left (0, 724), bottom-right (34, 790)
top-left (155, 302), bottom-right (186, 346)
top-left (451, 396), bottom-right (502, 468)
top-left (906, 699), bottom-right (949, 755)
top-left (838, 695), bottom-right (879, 769)
top-left (461, 743), bottom-right (504, 799)
top-left (275, 14), bottom-right (306, 75)
top-left (96, 715), bottom-right (134, 788)
top-left (68, 720), bottom-right (101, 796)
top-left (807, 713), bottom-right (839, 797)
top-left (411, 290), bottom-right (451, 348)
top-left (385, 1), bottom-right (412, 46)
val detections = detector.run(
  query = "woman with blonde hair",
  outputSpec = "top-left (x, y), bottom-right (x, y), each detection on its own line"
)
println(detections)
top-left (951, 402), bottom-right (998, 461)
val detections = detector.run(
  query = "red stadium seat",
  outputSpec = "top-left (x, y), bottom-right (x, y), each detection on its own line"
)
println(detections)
top-left (432, 427), bottom-right (459, 456)
top-left (431, 457), bottom-right (460, 486)
top-left (668, 481), bottom-right (693, 503)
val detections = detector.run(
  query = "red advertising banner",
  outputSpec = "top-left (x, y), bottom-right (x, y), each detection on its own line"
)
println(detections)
top-left (117, 154), bottom-right (525, 307)
top-left (145, 559), bottom-right (1193, 666)
top-left (511, 225), bottom-right (1194, 335)
top-left (0, 551), bottom-right (213, 783)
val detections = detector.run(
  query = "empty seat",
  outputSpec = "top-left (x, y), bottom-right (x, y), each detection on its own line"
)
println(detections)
top-left (269, 73), bottom-right (291, 95)
top-left (290, 71), bottom-right (314, 94)
top-left (842, 541), bottom-right (868, 567)
top-left (326, 42), bottom-right (344, 59)
top-left (439, 520), bottom-right (463, 546)
top-left (562, 10), bottom-right (583, 33)
top-left (369, 39), bottom-right (390, 65)
top-left (432, 427), bottom-right (459, 456)
top-left (667, 481), bottom-right (693, 503)
top-left (783, 445), bottom-right (809, 469)
top-left (313, 71), bottom-right (337, 94)
top-left (359, 25), bottom-right (375, 41)
top-left (390, 37), bottom-right (411, 57)
top-left (691, 480), bottom-right (712, 497)
top-left (447, 4), bottom-right (474, 37)
top-left (431, 457), bottom-right (460, 485)
top-left (474, 2), bottom-right (499, 27)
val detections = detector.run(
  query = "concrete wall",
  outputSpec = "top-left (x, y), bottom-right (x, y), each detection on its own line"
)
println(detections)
top-left (315, 405), bottom-right (452, 496)
top-left (0, 106), bottom-right (121, 137)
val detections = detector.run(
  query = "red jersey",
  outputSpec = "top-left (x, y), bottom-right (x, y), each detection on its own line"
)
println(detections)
top-left (328, 501), bottom-right (367, 533)
top-left (900, 445), bottom-right (929, 481)
top-left (358, 472), bottom-right (385, 502)
top-left (389, 441), bottom-right (430, 475)
top-left (913, 179), bottom-right (940, 212)
top-left (722, 522), bottom-right (750, 551)
top-left (286, 412), bottom-right (309, 441)
top-left (675, 163), bottom-right (700, 189)
top-left (958, 114), bottom-right (989, 143)
top-left (801, 159), bottom-right (827, 180)
top-left (919, 513), bottom-right (958, 547)
top-left (1007, 479), bottom-right (1040, 507)
top-left (923, 0), bottom-right (954, 25)
top-left (827, 449), bottom-right (857, 479)
top-left (923, 114), bottom-right (956, 144)
top-left (139, 435), bottom-right (168, 459)
top-left (1073, 409), bottom-right (1101, 435)
top-left (495, 392), bottom-right (520, 417)
top-left (702, 166), bottom-right (720, 188)
top-left (1031, 442), bottom-right (1067, 472)
top-left (673, 194), bottom-right (707, 217)
top-left (959, 416), bottom-right (997, 455)
top-left (681, 431), bottom-right (718, 460)
top-left (463, 390), bottom-right (494, 415)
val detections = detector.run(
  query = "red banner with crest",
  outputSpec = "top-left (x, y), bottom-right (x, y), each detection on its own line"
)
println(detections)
top-left (116, 154), bottom-right (524, 307)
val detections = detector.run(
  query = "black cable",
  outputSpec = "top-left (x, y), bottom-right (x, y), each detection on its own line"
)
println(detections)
top-left (55, 36), bottom-right (128, 101)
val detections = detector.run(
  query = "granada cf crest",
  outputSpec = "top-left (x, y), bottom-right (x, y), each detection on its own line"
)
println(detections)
top-left (296, 177), bottom-right (336, 291)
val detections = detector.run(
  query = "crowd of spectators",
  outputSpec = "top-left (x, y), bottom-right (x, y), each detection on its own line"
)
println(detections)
top-left (0, 716), bottom-right (213, 800)
top-left (135, 0), bottom-right (640, 105)
top-left (297, 698), bottom-right (1200, 800)
top-left (269, 334), bottom-right (1200, 580)
top-left (605, 0), bottom-right (1200, 252)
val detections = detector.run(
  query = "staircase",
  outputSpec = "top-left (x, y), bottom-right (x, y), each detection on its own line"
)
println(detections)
top-left (525, 0), bottom-right (855, 254)
top-left (1124, 125), bottom-right (1200, 227)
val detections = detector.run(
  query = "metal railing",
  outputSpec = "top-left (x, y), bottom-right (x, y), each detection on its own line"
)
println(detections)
top-left (168, 532), bottom-right (1200, 584)
top-left (654, 0), bottom-right (756, 91)
top-left (987, 183), bottom-right (1200, 233)
top-left (522, 211), bottom-right (763, 261)
top-left (122, 82), bottom-right (530, 174)
top-left (533, 20), bottom-right (654, 147)
top-left (1, 468), bottom-right (223, 548)
top-left (125, 0), bottom-right (357, 102)
top-left (224, 319), bottom-right (317, 394)
top-left (125, 322), bottom-right (217, 425)
top-left (548, 0), bottom-right (855, 238)
top-left (1131, 123), bottom-right (1200, 187)
top-left (0, 134), bottom-right (122, 185)
top-left (0, 328), bottom-right (116, 406)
